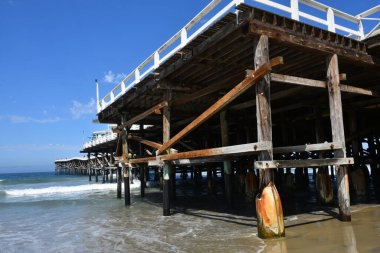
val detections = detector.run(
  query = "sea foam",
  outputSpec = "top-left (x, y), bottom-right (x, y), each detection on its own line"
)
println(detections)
top-left (5, 180), bottom-right (141, 197)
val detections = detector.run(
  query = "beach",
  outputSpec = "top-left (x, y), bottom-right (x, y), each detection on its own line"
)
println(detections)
top-left (1, 171), bottom-right (380, 253)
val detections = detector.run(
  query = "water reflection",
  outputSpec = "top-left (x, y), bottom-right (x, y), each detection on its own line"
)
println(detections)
top-left (263, 238), bottom-right (287, 253)
top-left (342, 223), bottom-right (358, 253)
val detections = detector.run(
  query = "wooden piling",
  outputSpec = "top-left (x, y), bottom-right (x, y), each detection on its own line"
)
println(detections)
top-left (140, 166), bottom-right (145, 198)
top-left (254, 35), bottom-right (285, 239)
top-left (326, 54), bottom-right (351, 221)
top-left (220, 110), bottom-right (233, 207)
top-left (117, 166), bottom-right (122, 199)
top-left (314, 107), bottom-right (333, 204)
top-left (122, 116), bottom-right (131, 206)
top-left (348, 111), bottom-right (367, 201)
top-left (162, 93), bottom-right (172, 216)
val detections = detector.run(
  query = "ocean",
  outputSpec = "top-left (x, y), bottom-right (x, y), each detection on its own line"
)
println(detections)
top-left (1, 171), bottom-right (380, 253)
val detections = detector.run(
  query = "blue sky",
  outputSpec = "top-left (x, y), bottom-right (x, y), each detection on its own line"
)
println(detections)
top-left (0, 0), bottom-right (378, 173)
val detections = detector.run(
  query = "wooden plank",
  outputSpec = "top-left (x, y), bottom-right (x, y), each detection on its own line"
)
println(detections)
top-left (156, 56), bottom-right (284, 155)
top-left (327, 54), bottom-right (351, 221)
top-left (271, 73), bottom-right (326, 88)
top-left (129, 157), bottom-right (155, 164)
top-left (159, 141), bottom-right (272, 161)
top-left (273, 142), bottom-right (344, 154)
top-left (248, 16), bottom-right (374, 65)
top-left (271, 73), bottom-right (379, 97)
top-left (220, 110), bottom-right (232, 206)
top-left (340, 84), bottom-right (380, 97)
top-left (255, 158), bottom-right (354, 169)
top-left (127, 135), bottom-right (162, 149)
top-left (115, 101), bottom-right (168, 131)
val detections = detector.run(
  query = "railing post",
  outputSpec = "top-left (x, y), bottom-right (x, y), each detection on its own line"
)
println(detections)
top-left (358, 19), bottom-right (365, 40)
top-left (181, 28), bottom-right (187, 48)
top-left (327, 7), bottom-right (336, 32)
top-left (110, 91), bottom-right (115, 102)
top-left (154, 51), bottom-right (160, 69)
top-left (290, 0), bottom-right (299, 21)
top-left (135, 68), bottom-right (141, 83)
top-left (121, 80), bottom-right (126, 93)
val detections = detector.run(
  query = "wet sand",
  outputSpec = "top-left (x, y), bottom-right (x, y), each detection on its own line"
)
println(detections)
top-left (1, 173), bottom-right (380, 253)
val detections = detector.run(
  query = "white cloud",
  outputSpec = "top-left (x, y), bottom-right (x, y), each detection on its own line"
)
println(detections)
top-left (8, 115), bottom-right (62, 124)
top-left (70, 98), bottom-right (96, 119)
top-left (103, 70), bottom-right (126, 84)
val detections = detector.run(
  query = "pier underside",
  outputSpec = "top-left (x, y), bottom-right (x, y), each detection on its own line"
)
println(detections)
top-left (66, 4), bottom-right (380, 239)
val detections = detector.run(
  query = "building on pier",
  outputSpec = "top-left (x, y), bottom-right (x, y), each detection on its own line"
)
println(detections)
top-left (58, 0), bottom-right (380, 239)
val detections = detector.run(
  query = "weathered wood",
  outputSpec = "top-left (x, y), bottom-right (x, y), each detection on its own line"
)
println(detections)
top-left (130, 157), bottom-right (155, 164)
top-left (314, 106), bottom-right (333, 205)
top-left (254, 35), bottom-right (284, 239)
top-left (348, 111), bottom-right (367, 201)
top-left (121, 115), bottom-right (131, 206)
top-left (271, 73), bottom-right (380, 97)
top-left (128, 135), bottom-right (162, 149)
top-left (157, 56), bottom-right (284, 155)
top-left (327, 54), bottom-right (351, 221)
top-left (220, 110), bottom-right (232, 207)
top-left (248, 14), bottom-right (374, 65)
top-left (255, 158), bottom-right (354, 169)
top-left (162, 92), bottom-right (172, 216)
top-left (159, 141), bottom-right (271, 161)
top-left (273, 142), bottom-right (344, 154)
top-left (117, 166), bottom-right (122, 199)
top-left (115, 101), bottom-right (168, 131)
top-left (271, 73), bottom-right (326, 88)
top-left (140, 167), bottom-right (145, 198)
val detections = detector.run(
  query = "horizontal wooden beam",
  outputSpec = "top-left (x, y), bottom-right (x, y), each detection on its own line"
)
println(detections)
top-left (159, 141), bottom-right (272, 161)
top-left (156, 56), bottom-right (284, 155)
top-left (129, 157), bottom-right (155, 164)
top-left (340, 84), bottom-right (380, 97)
top-left (128, 135), bottom-right (162, 149)
top-left (248, 17), bottom-right (374, 65)
top-left (271, 73), bottom-right (325, 88)
top-left (255, 158), bottom-right (354, 169)
top-left (273, 142), bottom-right (344, 154)
top-left (271, 73), bottom-right (380, 97)
top-left (115, 101), bottom-right (168, 131)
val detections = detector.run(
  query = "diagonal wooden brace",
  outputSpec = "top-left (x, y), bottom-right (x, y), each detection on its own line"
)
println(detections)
top-left (156, 56), bottom-right (284, 155)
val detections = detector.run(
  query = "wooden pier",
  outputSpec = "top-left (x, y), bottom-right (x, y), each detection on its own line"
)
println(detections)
top-left (56, 0), bottom-right (380, 239)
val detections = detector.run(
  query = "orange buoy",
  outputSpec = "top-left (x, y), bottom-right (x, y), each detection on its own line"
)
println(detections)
top-left (256, 182), bottom-right (285, 238)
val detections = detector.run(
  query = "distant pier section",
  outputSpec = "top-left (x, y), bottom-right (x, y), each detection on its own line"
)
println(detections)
top-left (56, 0), bottom-right (380, 239)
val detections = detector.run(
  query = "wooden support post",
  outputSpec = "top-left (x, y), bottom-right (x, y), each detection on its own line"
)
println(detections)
top-left (220, 110), bottom-right (232, 207)
top-left (254, 35), bottom-right (284, 239)
top-left (162, 91), bottom-right (172, 216)
top-left (110, 169), bottom-right (114, 183)
top-left (348, 111), bottom-right (367, 201)
top-left (117, 166), bottom-right (122, 199)
top-left (88, 153), bottom-right (92, 182)
top-left (314, 106), bottom-right (333, 204)
top-left (140, 167), bottom-right (145, 198)
top-left (122, 115), bottom-right (131, 206)
top-left (95, 170), bottom-right (99, 182)
top-left (327, 54), bottom-right (351, 221)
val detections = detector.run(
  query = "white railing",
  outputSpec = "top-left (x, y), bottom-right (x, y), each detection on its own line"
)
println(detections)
top-left (97, 0), bottom-right (380, 114)
top-left (82, 130), bottom-right (117, 150)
